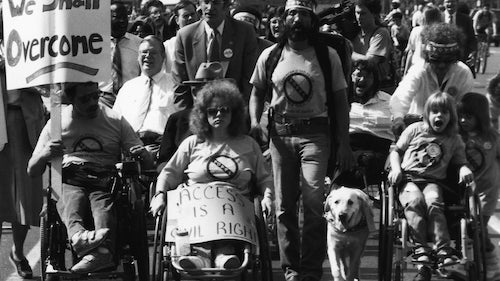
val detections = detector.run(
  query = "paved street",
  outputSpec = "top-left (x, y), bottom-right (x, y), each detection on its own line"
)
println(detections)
top-left (2, 48), bottom-right (500, 281)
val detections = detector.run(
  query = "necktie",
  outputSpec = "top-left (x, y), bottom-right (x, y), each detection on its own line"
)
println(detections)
top-left (111, 37), bottom-right (122, 95)
top-left (135, 77), bottom-right (153, 131)
top-left (208, 29), bottom-right (220, 62)
top-left (448, 13), bottom-right (453, 24)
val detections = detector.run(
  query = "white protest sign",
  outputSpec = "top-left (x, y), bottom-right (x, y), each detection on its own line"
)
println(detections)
top-left (165, 182), bottom-right (258, 245)
top-left (2, 0), bottom-right (111, 90)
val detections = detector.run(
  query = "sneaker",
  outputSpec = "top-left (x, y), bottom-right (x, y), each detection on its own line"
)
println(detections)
top-left (410, 247), bottom-right (432, 265)
top-left (9, 251), bottom-right (33, 279)
top-left (71, 228), bottom-right (110, 257)
top-left (70, 249), bottom-right (114, 273)
top-left (178, 256), bottom-right (210, 269)
top-left (214, 254), bottom-right (240, 269)
top-left (413, 266), bottom-right (431, 281)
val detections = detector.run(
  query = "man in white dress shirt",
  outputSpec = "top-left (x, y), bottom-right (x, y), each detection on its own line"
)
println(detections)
top-left (113, 36), bottom-right (177, 146)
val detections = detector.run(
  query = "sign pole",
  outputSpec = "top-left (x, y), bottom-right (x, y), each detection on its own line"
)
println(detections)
top-left (50, 85), bottom-right (62, 199)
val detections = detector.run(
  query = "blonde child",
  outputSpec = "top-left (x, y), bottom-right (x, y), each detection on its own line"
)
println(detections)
top-left (457, 92), bottom-right (500, 279)
top-left (388, 91), bottom-right (474, 281)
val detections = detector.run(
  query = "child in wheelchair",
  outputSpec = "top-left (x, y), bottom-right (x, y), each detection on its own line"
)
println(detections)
top-left (457, 92), bottom-right (500, 279)
top-left (27, 82), bottom-right (154, 273)
top-left (388, 91), bottom-right (474, 281)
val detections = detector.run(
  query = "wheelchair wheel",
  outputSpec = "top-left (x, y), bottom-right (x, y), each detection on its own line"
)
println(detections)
top-left (40, 215), bottom-right (48, 281)
top-left (252, 197), bottom-right (273, 281)
top-left (152, 210), bottom-right (180, 281)
top-left (131, 197), bottom-right (150, 281)
top-left (468, 194), bottom-right (487, 281)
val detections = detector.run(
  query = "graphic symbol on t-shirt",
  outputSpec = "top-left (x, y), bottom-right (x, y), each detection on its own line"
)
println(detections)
top-left (283, 72), bottom-right (313, 104)
top-left (206, 155), bottom-right (238, 180)
top-left (415, 141), bottom-right (442, 167)
top-left (73, 137), bottom-right (103, 152)
top-left (465, 143), bottom-right (485, 172)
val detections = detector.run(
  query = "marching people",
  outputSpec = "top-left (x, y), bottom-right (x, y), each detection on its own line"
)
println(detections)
top-left (172, 0), bottom-right (259, 103)
top-left (249, 0), bottom-right (353, 280)
top-left (0, 11), bottom-right (46, 277)
top-left (113, 35), bottom-right (177, 148)
top-left (100, 1), bottom-right (142, 108)
top-left (27, 82), bottom-right (153, 273)
top-left (150, 80), bottom-right (274, 269)
top-left (163, 0), bottom-right (199, 73)
top-left (391, 23), bottom-right (474, 136)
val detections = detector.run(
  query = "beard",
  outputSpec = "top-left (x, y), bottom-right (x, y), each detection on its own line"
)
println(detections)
top-left (284, 22), bottom-right (315, 42)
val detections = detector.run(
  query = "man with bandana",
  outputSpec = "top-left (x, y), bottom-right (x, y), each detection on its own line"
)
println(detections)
top-left (249, 1), bottom-right (353, 280)
top-left (390, 23), bottom-right (474, 136)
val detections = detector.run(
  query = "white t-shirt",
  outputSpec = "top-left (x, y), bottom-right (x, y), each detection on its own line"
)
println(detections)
top-left (251, 44), bottom-right (347, 119)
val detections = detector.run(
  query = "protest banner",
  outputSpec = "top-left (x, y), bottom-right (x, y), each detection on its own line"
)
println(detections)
top-left (2, 0), bottom-right (111, 197)
top-left (165, 182), bottom-right (258, 246)
top-left (2, 0), bottom-right (111, 90)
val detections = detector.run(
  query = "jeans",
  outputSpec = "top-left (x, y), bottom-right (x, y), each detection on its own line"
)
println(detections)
top-left (56, 183), bottom-right (116, 255)
top-left (270, 133), bottom-right (330, 281)
top-left (398, 181), bottom-right (450, 251)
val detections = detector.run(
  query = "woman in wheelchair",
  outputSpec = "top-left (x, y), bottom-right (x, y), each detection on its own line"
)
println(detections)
top-left (149, 80), bottom-right (274, 270)
top-left (387, 91), bottom-right (474, 281)
top-left (457, 92), bottom-right (500, 278)
top-left (27, 82), bottom-right (154, 273)
top-left (334, 60), bottom-right (394, 186)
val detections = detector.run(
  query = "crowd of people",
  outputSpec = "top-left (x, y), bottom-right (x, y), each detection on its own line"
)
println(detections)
top-left (2, 0), bottom-right (500, 280)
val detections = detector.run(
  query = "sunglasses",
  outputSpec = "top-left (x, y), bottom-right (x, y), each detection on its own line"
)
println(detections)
top-left (207, 106), bottom-right (231, 116)
top-left (78, 92), bottom-right (101, 104)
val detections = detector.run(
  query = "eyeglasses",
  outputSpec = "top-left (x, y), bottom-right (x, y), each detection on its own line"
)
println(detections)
top-left (77, 92), bottom-right (101, 104)
top-left (207, 106), bottom-right (230, 116)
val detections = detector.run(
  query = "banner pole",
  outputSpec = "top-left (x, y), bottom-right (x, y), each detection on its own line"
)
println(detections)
top-left (50, 84), bottom-right (62, 200)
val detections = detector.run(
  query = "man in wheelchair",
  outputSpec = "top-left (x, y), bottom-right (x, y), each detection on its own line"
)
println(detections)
top-left (27, 82), bottom-right (154, 273)
top-left (334, 61), bottom-right (394, 186)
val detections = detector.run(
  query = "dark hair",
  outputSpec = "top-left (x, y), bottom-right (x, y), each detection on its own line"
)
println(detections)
top-left (140, 35), bottom-right (166, 57)
top-left (128, 20), bottom-right (154, 37)
top-left (423, 91), bottom-right (458, 136)
top-left (173, 0), bottom-right (196, 16)
top-left (392, 11), bottom-right (403, 20)
top-left (64, 82), bottom-right (99, 101)
top-left (353, 60), bottom-right (380, 93)
top-left (232, 5), bottom-right (262, 21)
top-left (457, 92), bottom-right (496, 140)
top-left (355, 0), bottom-right (382, 16)
top-left (145, 0), bottom-right (164, 12)
top-left (265, 6), bottom-right (285, 42)
top-left (190, 80), bottom-right (246, 140)
top-left (487, 72), bottom-right (500, 102)
top-left (422, 23), bottom-right (463, 62)
top-left (422, 6), bottom-right (442, 25)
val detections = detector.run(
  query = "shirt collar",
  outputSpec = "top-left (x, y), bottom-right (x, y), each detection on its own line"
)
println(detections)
top-left (203, 20), bottom-right (225, 38)
top-left (360, 91), bottom-right (391, 105)
top-left (141, 71), bottom-right (165, 84)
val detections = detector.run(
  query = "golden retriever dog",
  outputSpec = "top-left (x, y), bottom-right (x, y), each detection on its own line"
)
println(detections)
top-left (324, 186), bottom-right (376, 281)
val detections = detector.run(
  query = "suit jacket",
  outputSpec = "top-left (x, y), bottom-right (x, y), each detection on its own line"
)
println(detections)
top-left (455, 12), bottom-right (477, 61)
top-left (172, 17), bottom-right (259, 102)
top-left (158, 108), bottom-right (191, 164)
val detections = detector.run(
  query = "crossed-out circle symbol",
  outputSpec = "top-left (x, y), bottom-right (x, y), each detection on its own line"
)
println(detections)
top-left (283, 72), bottom-right (313, 104)
top-left (74, 137), bottom-right (102, 152)
top-left (206, 155), bottom-right (238, 180)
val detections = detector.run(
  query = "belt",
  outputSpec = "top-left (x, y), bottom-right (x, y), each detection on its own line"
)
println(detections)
top-left (272, 115), bottom-right (328, 125)
top-left (7, 104), bottom-right (22, 110)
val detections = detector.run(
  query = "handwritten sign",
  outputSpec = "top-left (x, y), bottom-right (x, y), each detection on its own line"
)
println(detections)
top-left (2, 0), bottom-right (111, 90)
top-left (165, 182), bottom-right (258, 245)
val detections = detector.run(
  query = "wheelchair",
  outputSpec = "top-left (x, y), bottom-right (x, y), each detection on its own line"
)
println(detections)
top-left (40, 157), bottom-right (153, 281)
top-left (151, 182), bottom-right (273, 281)
top-left (378, 168), bottom-right (488, 281)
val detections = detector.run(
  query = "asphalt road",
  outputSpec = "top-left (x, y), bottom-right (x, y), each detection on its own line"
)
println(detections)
top-left (2, 48), bottom-right (500, 281)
